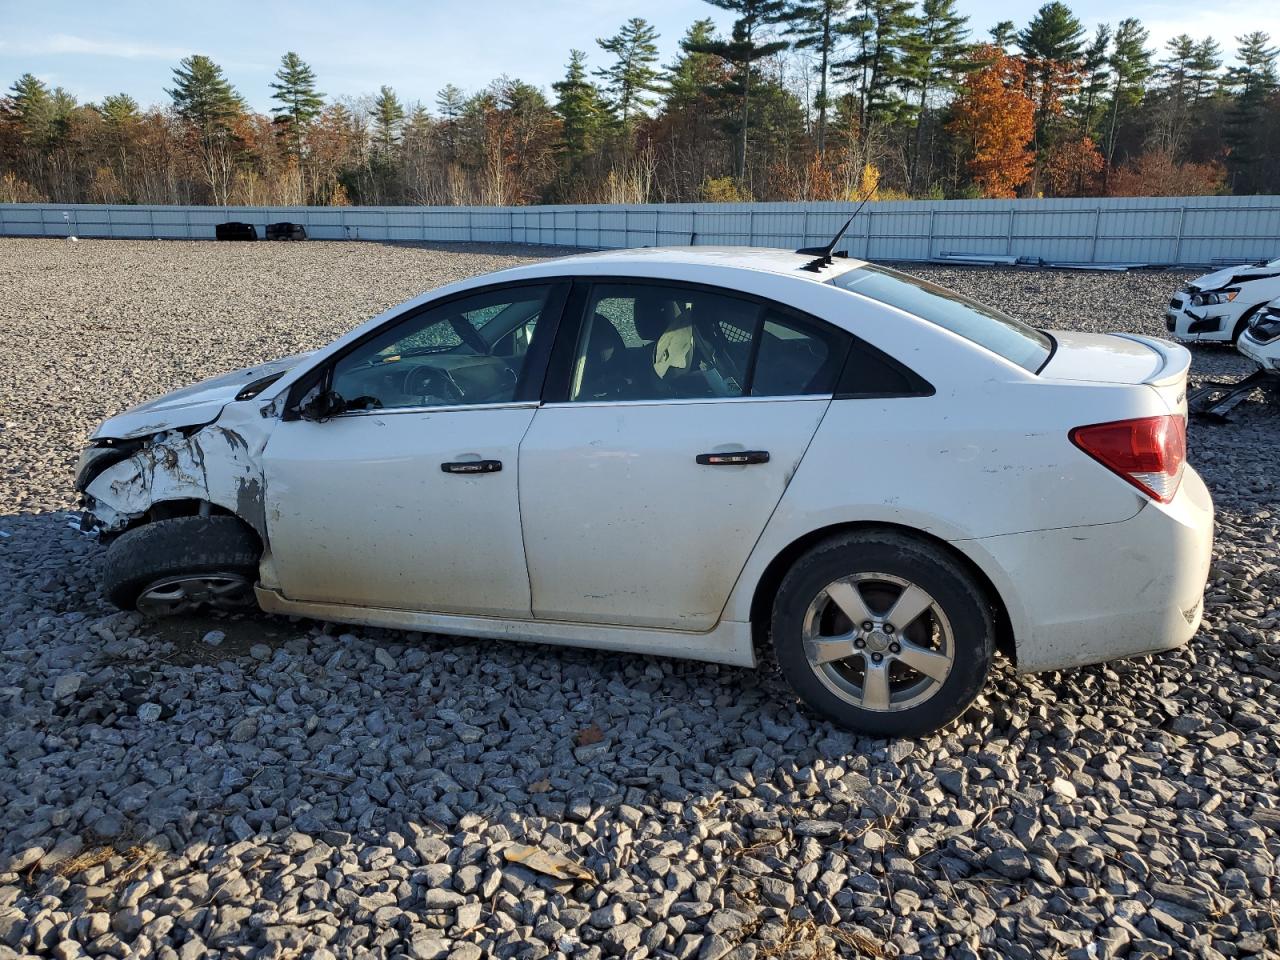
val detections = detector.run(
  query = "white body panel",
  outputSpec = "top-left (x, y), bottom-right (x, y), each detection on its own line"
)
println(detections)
top-left (1237, 299), bottom-right (1280, 372)
top-left (260, 404), bottom-right (536, 617)
top-left (518, 397), bottom-right (828, 630)
top-left (1164, 258), bottom-right (1280, 343)
top-left (80, 247), bottom-right (1215, 677)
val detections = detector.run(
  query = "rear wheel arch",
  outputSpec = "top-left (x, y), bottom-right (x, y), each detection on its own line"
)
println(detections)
top-left (748, 521), bottom-right (1016, 667)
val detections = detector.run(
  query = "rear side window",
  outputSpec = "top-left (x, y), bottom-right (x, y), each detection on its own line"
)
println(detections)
top-left (831, 265), bottom-right (1052, 373)
top-left (565, 283), bottom-right (849, 402)
top-left (750, 310), bottom-right (846, 397)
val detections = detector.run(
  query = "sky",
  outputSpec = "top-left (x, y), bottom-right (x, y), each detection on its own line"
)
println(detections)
top-left (1, 0), bottom-right (1275, 112)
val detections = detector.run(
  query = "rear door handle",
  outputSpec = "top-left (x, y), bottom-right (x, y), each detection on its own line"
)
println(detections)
top-left (441, 459), bottom-right (502, 474)
top-left (696, 451), bottom-right (770, 466)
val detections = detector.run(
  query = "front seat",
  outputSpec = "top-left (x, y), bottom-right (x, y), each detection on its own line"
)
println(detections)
top-left (574, 312), bottom-right (628, 400)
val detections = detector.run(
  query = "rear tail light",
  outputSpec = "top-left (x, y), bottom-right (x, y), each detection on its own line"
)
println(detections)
top-left (1069, 415), bottom-right (1186, 504)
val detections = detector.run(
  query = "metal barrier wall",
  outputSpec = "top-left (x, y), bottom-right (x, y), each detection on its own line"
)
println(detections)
top-left (2, 196), bottom-right (1277, 266)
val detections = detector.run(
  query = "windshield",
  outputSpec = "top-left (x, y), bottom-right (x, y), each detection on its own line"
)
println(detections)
top-left (831, 265), bottom-right (1052, 373)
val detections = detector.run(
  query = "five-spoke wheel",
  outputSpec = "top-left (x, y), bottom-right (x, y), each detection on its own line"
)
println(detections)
top-left (772, 530), bottom-right (994, 736)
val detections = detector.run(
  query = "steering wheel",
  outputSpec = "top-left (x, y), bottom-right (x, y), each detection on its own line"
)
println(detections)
top-left (402, 365), bottom-right (463, 403)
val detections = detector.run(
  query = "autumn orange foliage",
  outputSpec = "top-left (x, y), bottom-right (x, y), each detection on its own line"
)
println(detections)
top-left (1044, 137), bottom-right (1104, 197)
top-left (949, 48), bottom-right (1036, 199)
top-left (1108, 148), bottom-right (1226, 197)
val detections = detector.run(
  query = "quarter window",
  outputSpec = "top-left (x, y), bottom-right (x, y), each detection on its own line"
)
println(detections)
top-left (329, 285), bottom-right (554, 411)
top-left (568, 283), bottom-right (849, 402)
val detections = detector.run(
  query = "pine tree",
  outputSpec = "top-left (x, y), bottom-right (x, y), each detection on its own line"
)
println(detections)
top-left (902, 0), bottom-right (970, 193)
top-left (167, 55), bottom-right (245, 204)
top-left (554, 50), bottom-right (609, 169)
top-left (96, 93), bottom-right (140, 126)
top-left (1017, 2), bottom-right (1085, 152)
top-left (835, 0), bottom-right (920, 142)
top-left (1224, 32), bottom-right (1278, 192)
top-left (435, 84), bottom-right (466, 163)
top-left (595, 18), bottom-right (662, 123)
top-left (666, 19), bottom-right (724, 109)
top-left (435, 85), bottom-right (466, 122)
top-left (1189, 39), bottom-right (1222, 102)
top-left (167, 55), bottom-right (244, 138)
top-left (779, 0), bottom-right (849, 154)
top-left (5, 73), bottom-right (54, 144)
top-left (988, 21), bottom-right (1016, 51)
top-left (270, 52), bottom-right (325, 156)
top-left (1102, 18), bottom-right (1152, 174)
top-left (692, 0), bottom-right (790, 180)
top-left (1075, 24), bottom-right (1110, 138)
top-left (371, 85), bottom-right (406, 153)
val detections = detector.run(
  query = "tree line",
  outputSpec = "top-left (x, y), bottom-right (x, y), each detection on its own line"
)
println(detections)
top-left (1, 0), bottom-right (1277, 207)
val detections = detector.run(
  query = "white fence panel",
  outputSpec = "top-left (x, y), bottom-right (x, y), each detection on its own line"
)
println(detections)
top-left (2, 197), bottom-right (1277, 266)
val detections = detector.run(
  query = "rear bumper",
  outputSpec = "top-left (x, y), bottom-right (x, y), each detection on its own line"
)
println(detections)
top-left (962, 468), bottom-right (1214, 673)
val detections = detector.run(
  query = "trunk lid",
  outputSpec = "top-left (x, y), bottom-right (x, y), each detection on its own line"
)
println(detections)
top-left (1039, 331), bottom-right (1190, 415)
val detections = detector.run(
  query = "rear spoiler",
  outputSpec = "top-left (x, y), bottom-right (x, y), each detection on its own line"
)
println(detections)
top-left (1110, 334), bottom-right (1192, 388)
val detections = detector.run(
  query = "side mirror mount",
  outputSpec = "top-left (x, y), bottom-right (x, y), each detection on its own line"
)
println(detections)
top-left (298, 389), bottom-right (346, 422)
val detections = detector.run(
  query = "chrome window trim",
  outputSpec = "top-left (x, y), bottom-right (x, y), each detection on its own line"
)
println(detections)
top-left (541, 394), bottom-right (832, 410)
top-left (332, 400), bottom-right (540, 419)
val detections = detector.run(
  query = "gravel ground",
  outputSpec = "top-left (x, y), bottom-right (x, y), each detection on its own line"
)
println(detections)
top-left (1, 238), bottom-right (1277, 960)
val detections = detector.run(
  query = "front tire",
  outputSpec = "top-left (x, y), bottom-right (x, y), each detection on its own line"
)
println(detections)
top-left (103, 516), bottom-right (261, 616)
top-left (770, 531), bottom-right (994, 737)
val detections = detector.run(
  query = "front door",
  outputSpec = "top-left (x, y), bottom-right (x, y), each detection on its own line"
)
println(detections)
top-left (262, 281), bottom-right (564, 617)
top-left (519, 280), bottom-right (850, 631)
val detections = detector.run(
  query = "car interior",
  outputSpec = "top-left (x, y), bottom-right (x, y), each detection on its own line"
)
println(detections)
top-left (329, 294), bottom-right (546, 410)
top-left (570, 288), bottom-right (833, 402)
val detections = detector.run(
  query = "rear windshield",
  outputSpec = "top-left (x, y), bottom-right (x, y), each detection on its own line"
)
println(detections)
top-left (831, 265), bottom-right (1052, 373)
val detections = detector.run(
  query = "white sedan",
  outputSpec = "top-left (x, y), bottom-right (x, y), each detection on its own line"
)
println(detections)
top-left (1165, 256), bottom-right (1280, 343)
top-left (76, 247), bottom-right (1214, 736)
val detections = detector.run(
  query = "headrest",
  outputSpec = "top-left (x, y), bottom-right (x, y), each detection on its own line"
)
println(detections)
top-left (587, 311), bottom-right (625, 359)
top-left (634, 295), bottom-right (681, 342)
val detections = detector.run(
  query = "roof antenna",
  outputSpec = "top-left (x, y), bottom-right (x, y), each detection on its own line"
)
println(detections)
top-left (797, 183), bottom-right (877, 272)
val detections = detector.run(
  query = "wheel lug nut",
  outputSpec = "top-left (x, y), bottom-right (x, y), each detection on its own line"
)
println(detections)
top-left (871, 652), bottom-right (883, 663)
top-left (884, 623), bottom-right (895, 634)
top-left (889, 643), bottom-right (901, 654)
top-left (854, 638), bottom-right (866, 649)
top-left (862, 621), bottom-right (874, 632)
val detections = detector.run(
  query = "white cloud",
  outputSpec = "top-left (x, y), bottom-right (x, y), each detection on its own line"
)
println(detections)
top-left (28, 34), bottom-right (192, 60)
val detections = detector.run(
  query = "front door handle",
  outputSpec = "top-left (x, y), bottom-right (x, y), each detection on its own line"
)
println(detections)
top-left (441, 459), bottom-right (502, 474)
top-left (696, 451), bottom-right (770, 466)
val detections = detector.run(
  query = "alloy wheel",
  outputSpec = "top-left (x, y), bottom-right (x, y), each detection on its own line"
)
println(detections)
top-left (801, 572), bottom-right (955, 712)
top-left (135, 573), bottom-right (255, 616)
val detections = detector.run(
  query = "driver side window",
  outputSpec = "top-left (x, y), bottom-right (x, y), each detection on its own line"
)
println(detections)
top-left (330, 285), bottom-right (554, 411)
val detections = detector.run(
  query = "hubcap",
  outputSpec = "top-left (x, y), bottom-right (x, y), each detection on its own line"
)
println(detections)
top-left (801, 572), bottom-right (954, 713)
top-left (135, 573), bottom-right (254, 617)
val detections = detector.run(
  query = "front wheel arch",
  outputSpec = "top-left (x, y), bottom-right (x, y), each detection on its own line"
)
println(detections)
top-left (1232, 304), bottom-right (1265, 344)
top-left (748, 521), bottom-right (1016, 668)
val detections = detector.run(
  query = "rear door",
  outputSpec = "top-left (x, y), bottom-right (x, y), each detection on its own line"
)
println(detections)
top-left (518, 280), bottom-right (849, 631)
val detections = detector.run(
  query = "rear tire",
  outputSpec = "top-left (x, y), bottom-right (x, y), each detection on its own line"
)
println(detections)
top-left (103, 516), bottom-right (261, 616)
top-left (770, 530), bottom-right (994, 737)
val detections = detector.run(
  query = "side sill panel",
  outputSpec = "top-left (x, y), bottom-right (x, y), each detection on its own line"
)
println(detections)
top-left (255, 588), bottom-right (757, 668)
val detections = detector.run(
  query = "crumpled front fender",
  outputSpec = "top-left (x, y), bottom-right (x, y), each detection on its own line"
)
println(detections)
top-left (84, 406), bottom-right (273, 538)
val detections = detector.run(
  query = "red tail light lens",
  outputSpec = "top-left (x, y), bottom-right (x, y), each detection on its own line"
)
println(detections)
top-left (1069, 415), bottom-right (1186, 503)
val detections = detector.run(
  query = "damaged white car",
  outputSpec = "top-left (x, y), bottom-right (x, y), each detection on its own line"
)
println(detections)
top-left (1238, 297), bottom-right (1280, 375)
top-left (1165, 256), bottom-right (1280, 343)
top-left (77, 246), bottom-right (1214, 736)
